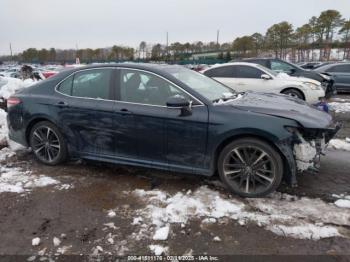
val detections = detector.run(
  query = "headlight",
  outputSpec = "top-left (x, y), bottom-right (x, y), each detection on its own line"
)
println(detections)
top-left (303, 82), bottom-right (321, 90)
top-left (320, 73), bottom-right (331, 81)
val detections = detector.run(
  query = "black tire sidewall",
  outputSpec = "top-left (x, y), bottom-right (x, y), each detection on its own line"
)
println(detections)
top-left (282, 89), bottom-right (303, 100)
top-left (29, 121), bottom-right (67, 165)
top-left (218, 138), bottom-right (283, 198)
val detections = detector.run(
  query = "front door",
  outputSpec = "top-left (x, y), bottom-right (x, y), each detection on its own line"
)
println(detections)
top-left (115, 68), bottom-right (208, 172)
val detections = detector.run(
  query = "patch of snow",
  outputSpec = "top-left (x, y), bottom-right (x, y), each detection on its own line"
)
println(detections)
top-left (53, 237), bottom-right (61, 247)
top-left (128, 186), bottom-right (350, 240)
top-left (0, 166), bottom-right (60, 194)
top-left (213, 236), bottom-right (222, 242)
top-left (32, 237), bottom-right (40, 246)
top-left (104, 222), bottom-right (117, 229)
top-left (56, 245), bottom-right (72, 254)
top-left (153, 225), bottom-right (170, 240)
top-left (131, 216), bottom-right (143, 225)
top-left (149, 245), bottom-right (168, 255)
top-left (107, 210), bottom-right (116, 218)
top-left (0, 147), bottom-right (16, 161)
top-left (267, 224), bottom-right (340, 240)
top-left (328, 139), bottom-right (350, 151)
top-left (335, 199), bottom-right (350, 209)
top-left (329, 102), bottom-right (350, 113)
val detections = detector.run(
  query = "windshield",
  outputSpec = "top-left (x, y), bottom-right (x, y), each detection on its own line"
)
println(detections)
top-left (256, 64), bottom-right (278, 77)
top-left (163, 66), bottom-right (235, 102)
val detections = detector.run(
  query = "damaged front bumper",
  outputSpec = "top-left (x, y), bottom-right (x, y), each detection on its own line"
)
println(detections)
top-left (277, 122), bottom-right (342, 186)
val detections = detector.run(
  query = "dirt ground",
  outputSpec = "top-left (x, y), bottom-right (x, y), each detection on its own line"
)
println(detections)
top-left (0, 95), bottom-right (350, 259)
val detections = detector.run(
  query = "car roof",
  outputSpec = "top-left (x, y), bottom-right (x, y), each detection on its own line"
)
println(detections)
top-left (315, 62), bottom-right (350, 71)
top-left (205, 62), bottom-right (260, 70)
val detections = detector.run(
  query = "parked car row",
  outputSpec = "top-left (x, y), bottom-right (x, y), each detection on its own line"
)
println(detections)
top-left (202, 62), bottom-right (325, 103)
top-left (6, 63), bottom-right (340, 198)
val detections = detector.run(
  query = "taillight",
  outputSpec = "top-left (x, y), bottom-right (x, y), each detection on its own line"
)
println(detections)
top-left (7, 97), bottom-right (21, 108)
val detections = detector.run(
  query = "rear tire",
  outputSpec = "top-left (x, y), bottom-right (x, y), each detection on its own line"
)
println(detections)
top-left (218, 138), bottom-right (283, 198)
top-left (281, 89), bottom-right (304, 100)
top-left (29, 121), bottom-right (67, 165)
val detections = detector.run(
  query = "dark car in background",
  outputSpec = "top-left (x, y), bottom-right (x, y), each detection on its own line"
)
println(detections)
top-left (241, 58), bottom-right (336, 97)
top-left (6, 64), bottom-right (339, 197)
top-left (314, 63), bottom-right (350, 92)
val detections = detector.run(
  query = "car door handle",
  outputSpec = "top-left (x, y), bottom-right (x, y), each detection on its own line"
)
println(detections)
top-left (56, 101), bottom-right (69, 107)
top-left (120, 108), bottom-right (132, 115)
top-left (237, 82), bottom-right (246, 86)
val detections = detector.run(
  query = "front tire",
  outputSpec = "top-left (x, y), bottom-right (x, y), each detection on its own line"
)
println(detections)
top-left (218, 138), bottom-right (283, 198)
top-left (29, 121), bottom-right (67, 165)
top-left (281, 89), bottom-right (304, 100)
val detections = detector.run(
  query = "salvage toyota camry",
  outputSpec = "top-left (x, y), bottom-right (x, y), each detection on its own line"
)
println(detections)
top-left (6, 64), bottom-right (340, 197)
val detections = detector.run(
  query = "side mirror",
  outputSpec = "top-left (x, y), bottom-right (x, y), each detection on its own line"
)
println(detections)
top-left (166, 95), bottom-right (192, 116)
top-left (166, 95), bottom-right (190, 108)
top-left (289, 68), bottom-right (296, 74)
top-left (261, 74), bottom-right (272, 80)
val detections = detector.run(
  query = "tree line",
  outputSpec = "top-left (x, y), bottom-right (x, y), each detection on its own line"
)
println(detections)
top-left (2, 9), bottom-right (349, 63)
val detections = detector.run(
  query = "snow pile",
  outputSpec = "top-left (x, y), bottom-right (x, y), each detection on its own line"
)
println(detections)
top-left (0, 109), bottom-right (7, 146)
top-left (329, 102), bottom-right (350, 113)
top-left (0, 166), bottom-right (60, 194)
top-left (128, 186), bottom-right (350, 240)
top-left (0, 77), bottom-right (36, 146)
top-left (0, 77), bottom-right (35, 99)
top-left (149, 245), bottom-right (168, 255)
top-left (335, 199), bottom-right (350, 209)
top-left (328, 138), bottom-right (350, 151)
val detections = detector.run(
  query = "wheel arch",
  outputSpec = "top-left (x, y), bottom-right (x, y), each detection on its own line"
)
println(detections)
top-left (25, 116), bottom-right (58, 145)
top-left (212, 132), bottom-right (294, 184)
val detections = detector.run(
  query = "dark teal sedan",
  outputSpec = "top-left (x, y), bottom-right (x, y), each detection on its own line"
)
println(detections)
top-left (6, 64), bottom-right (340, 197)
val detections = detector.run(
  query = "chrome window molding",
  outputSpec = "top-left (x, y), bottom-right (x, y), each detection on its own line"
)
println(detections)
top-left (54, 66), bottom-right (205, 108)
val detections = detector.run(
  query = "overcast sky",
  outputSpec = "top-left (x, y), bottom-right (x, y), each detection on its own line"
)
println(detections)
top-left (1, 0), bottom-right (349, 55)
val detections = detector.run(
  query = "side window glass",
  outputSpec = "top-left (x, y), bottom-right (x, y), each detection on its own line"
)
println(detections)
top-left (236, 66), bottom-right (263, 78)
top-left (72, 69), bottom-right (112, 99)
top-left (205, 66), bottom-right (234, 78)
top-left (271, 61), bottom-right (294, 72)
top-left (329, 65), bottom-right (350, 73)
top-left (57, 75), bottom-right (73, 95)
top-left (119, 69), bottom-right (193, 106)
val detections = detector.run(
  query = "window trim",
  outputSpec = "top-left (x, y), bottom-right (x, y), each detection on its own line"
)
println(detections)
top-left (55, 67), bottom-right (205, 107)
top-left (55, 67), bottom-right (116, 101)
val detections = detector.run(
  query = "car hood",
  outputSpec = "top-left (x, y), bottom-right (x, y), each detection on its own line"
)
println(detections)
top-left (295, 70), bottom-right (329, 82)
top-left (275, 73), bottom-right (321, 85)
top-left (224, 92), bottom-right (332, 128)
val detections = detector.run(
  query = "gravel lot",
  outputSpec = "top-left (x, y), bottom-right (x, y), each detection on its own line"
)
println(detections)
top-left (0, 95), bottom-right (350, 258)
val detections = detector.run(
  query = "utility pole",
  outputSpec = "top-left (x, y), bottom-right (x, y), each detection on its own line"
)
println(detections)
top-left (216, 30), bottom-right (220, 50)
top-left (9, 43), bottom-right (13, 60)
top-left (166, 31), bottom-right (169, 59)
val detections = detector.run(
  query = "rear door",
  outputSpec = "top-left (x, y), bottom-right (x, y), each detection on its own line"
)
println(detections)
top-left (234, 65), bottom-right (277, 92)
top-left (55, 68), bottom-right (116, 156)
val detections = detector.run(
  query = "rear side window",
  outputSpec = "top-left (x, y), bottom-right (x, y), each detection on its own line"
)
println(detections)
top-left (72, 69), bottom-right (112, 99)
top-left (204, 66), bottom-right (235, 78)
top-left (57, 76), bottom-right (73, 95)
top-left (236, 65), bottom-right (263, 78)
top-left (327, 64), bottom-right (350, 73)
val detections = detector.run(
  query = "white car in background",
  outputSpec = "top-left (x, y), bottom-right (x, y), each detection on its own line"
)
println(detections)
top-left (202, 62), bottom-right (325, 104)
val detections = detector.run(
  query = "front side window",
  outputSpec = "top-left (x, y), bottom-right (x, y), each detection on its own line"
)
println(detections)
top-left (118, 69), bottom-right (192, 106)
top-left (327, 64), bottom-right (350, 73)
top-left (71, 69), bottom-right (112, 99)
top-left (236, 65), bottom-right (263, 78)
top-left (271, 60), bottom-right (295, 72)
top-left (204, 66), bottom-right (235, 78)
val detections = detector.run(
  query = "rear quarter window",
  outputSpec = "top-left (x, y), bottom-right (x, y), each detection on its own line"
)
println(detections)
top-left (57, 75), bottom-right (73, 95)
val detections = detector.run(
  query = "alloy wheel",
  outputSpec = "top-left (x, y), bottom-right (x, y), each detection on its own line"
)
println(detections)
top-left (31, 126), bottom-right (61, 163)
top-left (223, 146), bottom-right (276, 195)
